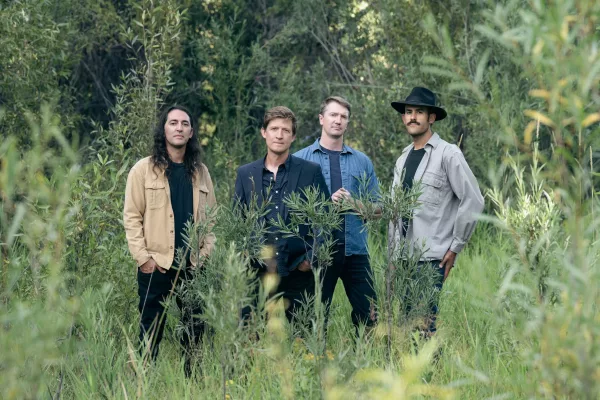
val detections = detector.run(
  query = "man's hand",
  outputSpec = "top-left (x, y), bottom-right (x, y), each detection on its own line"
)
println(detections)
top-left (332, 187), bottom-right (365, 212)
top-left (331, 188), bottom-right (352, 204)
top-left (297, 259), bottom-right (312, 272)
top-left (333, 187), bottom-right (382, 220)
top-left (140, 258), bottom-right (167, 274)
top-left (439, 250), bottom-right (457, 282)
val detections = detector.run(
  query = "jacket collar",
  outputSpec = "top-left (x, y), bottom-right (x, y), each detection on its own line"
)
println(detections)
top-left (250, 154), bottom-right (303, 220)
top-left (154, 161), bottom-right (206, 190)
top-left (262, 153), bottom-right (292, 171)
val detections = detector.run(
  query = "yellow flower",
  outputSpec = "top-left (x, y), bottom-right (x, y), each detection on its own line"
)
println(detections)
top-left (260, 245), bottom-right (275, 259)
top-left (326, 350), bottom-right (334, 361)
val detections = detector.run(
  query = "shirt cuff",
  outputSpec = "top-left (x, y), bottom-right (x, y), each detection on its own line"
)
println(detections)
top-left (449, 238), bottom-right (465, 254)
top-left (136, 254), bottom-right (151, 267)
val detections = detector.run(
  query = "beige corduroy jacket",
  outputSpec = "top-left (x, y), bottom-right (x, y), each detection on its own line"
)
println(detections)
top-left (123, 156), bottom-right (216, 269)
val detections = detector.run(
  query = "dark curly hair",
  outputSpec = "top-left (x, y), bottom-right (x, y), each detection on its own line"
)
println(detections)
top-left (151, 105), bottom-right (202, 182)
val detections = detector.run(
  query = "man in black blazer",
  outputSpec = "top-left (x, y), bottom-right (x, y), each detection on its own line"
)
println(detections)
top-left (234, 106), bottom-right (330, 322)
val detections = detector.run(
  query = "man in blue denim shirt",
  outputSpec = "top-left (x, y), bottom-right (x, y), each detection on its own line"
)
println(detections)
top-left (294, 96), bottom-right (380, 332)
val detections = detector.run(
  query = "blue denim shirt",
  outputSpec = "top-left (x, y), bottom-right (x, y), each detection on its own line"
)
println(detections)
top-left (294, 139), bottom-right (380, 255)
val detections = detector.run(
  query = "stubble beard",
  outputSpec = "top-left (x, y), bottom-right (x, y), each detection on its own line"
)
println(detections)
top-left (268, 144), bottom-right (290, 157)
top-left (408, 130), bottom-right (428, 139)
top-left (326, 126), bottom-right (346, 139)
top-left (167, 140), bottom-right (187, 150)
top-left (405, 123), bottom-right (431, 139)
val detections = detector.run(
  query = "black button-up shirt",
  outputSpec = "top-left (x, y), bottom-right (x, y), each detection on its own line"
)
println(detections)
top-left (262, 155), bottom-right (290, 246)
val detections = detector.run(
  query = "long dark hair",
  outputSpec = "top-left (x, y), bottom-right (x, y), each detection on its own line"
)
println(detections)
top-left (151, 105), bottom-right (202, 181)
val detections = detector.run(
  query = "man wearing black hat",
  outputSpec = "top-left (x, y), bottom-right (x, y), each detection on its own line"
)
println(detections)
top-left (388, 87), bottom-right (484, 336)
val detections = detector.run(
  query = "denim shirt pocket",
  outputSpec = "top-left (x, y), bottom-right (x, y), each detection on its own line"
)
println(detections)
top-left (145, 181), bottom-right (167, 210)
top-left (349, 171), bottom-right (370, 198)
top-left (420, 172), bottom-right (445, 206)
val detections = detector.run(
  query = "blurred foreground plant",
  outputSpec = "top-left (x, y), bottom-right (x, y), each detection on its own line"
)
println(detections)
top-left (0, 106), bottom-right (81, 399)
top-left (423, 1), bottom-right (600, 397)
top-left (488, 135), bottom-right (559, 300)
top-left (324, 338), bottom-right (454, 399)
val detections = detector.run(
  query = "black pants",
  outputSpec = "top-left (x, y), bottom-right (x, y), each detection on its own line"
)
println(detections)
top-left (241, 266), bottom-right (315, 324)
top-left (404, 260), bottom-right (445, 335)
top-left (321, 244), bottom-right (377, 329)
top-left (137, 267), bottom-right (205, 361)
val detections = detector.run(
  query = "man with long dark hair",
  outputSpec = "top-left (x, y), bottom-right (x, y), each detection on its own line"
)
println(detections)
top-left (123, 105), bottom-right (216, 373)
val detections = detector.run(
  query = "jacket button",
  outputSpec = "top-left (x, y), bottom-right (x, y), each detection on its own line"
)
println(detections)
top-left (170, 214), bottom-right (173, 218)
top-left (169, 246), bottom-right (173, 249)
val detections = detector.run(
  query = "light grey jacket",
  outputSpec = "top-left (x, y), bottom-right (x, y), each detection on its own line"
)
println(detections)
top-left (388, 133), bottom-right (484, 261)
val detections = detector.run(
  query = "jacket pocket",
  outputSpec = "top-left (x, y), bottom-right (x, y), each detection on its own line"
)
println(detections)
top-left (197, 183), bottom-right (209, 218)
top-left (420, 172), bottom-right (445, 206)
top-left (145, 181), bottom-right (167, 210)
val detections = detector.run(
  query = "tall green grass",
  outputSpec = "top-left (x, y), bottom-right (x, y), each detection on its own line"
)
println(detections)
top-left (2, 118), bottom-right (598, 399)
top-left (45, 228), bottom-right (528, 399)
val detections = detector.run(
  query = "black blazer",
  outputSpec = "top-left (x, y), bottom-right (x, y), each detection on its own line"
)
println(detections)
top-left (233, 155), bottom-right (330, 276)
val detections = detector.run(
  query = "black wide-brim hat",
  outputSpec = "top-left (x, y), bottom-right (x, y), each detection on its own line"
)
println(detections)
top-left (391, 87), bottom-right (447, 121)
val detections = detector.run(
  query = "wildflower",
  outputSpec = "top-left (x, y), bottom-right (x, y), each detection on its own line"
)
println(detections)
top-left (263, 272), bottom-right (279, 294)
top-left (292, 337), bottom-right (305, 352)
top-left (260, 244), bottom-right (275, 259)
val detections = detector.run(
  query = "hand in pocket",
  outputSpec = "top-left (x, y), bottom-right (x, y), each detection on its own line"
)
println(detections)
top-left (140, 258), bottom-right (167, 274)
top-left (297, 259), bottom-right (311, 272)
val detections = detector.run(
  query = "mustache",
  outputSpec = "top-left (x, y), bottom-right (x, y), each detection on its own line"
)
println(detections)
top-left (408, 121), bottom-right (420, 125)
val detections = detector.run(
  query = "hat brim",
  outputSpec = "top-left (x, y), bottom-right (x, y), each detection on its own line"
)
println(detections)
top-left (391, 101), bottom-right (447, 121)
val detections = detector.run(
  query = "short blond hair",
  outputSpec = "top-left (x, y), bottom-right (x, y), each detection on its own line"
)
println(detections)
top-left (319, 96), bottom-right (351, 117)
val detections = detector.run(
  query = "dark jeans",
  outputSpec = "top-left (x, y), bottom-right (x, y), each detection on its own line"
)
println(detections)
top-left (241, 266), bottom-right (315, 324)
top-left (137, 266), bottom-right (205, 363)
top-left (321, 244), bottom-right (377, 329)
top-left (404, 260), bottom-right (445, 335)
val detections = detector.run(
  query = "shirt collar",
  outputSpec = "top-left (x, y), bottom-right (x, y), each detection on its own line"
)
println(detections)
top-left (401, 132), bottom-right (441, 154)
top-left (427, 132), bottom-right (441, 149)
top-left (310, 139), bottom-right (353, 154)
top-left (263, 153), bottom-right (292, 171)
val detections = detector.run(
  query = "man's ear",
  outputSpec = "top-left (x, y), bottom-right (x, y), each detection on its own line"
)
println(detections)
top-left (429, 113), bottom-right (436, 124)
top-left (318, 114), bottom-right (325, 125)
top-left (260, 128), bottom-right (267, 139)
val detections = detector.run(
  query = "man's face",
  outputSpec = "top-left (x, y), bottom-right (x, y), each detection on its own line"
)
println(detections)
top-left (401, 106), bottom-right (436, 137)
top-left (164, 109), bottom-right (193, 150)
top-left (319, 101), bottom-right (349, 138)
top-left (261, 118), bottom-right (295, 155)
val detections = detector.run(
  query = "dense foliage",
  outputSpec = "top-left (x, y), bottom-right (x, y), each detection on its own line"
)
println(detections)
top-left (1, 0), bottom-right (599, 398)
